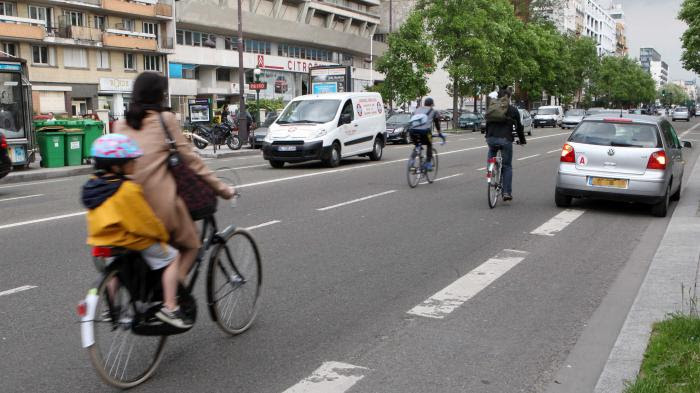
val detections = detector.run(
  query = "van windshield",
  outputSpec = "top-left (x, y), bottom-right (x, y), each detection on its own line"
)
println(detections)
top-left (277, 99), bottom-right (341, 124)
top-left (570, 121), bottom-right (661, 148)
top-left (538, 108), bottom-right (558, 115)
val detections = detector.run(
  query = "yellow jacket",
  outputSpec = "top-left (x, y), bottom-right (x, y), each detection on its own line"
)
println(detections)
top-left (86, 180), bottom-right (169, 250)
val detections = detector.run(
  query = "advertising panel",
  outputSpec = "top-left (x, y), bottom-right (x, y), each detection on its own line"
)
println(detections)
top-left (188, 98), bottom-right (211, 123)
top-left (309, 66), bottom-right (352, 94)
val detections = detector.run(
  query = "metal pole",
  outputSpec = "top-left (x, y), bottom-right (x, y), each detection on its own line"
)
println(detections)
top-left (389, 0), bottom-right (392, 34)
top-left (237, 0), bottom-right (247, 144)
top-left (370, 36), bottom-right (373, 84)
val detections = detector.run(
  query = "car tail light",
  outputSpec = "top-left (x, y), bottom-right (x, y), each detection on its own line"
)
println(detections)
top-left (561, 144), bottom-right (575, 163)
top-left (0, 134), bottom-right (6, 149)
top-left (92, 246), bottom-right (113, 258)
top-left (647, 151), bottom-right (667, 170)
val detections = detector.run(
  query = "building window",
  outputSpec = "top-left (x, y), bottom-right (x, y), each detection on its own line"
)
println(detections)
top-left (2, 42), bottom-right (16, 57)
top-left (32, 45), bottom-right (54, 65)
top-left (176, 29), bottom-right (183, 45)
top-left (243, 39), bottom-right (271, 55)
top-left (144, 55), bottom-right (161, 72)
top-left (64, 47), bottom-right (87, 68)
top-left (0, 2), bottom-right (16, 16)
top-left (124, 53), bottom-right (135, 70)
top-left (143, 22), bottom-right (157, 37)
top-left (183, 66), bottom-right (195, 79)
top-left (67, 10), bottom-right (83, 26)
top-left (216, 68), bottom-right (230, 81)
top-left (193, 32), bottom-right (201, 47)
top-left (96, 50), bottom-right (109, 69)
top-left (28, 5), bottom-right (51, 28)
top-left (184, 30), bottom-right (192, 45)
top-left (94, 15), bottom-right (105, 31)
top-left (121, 18), bottom-right (134, 31)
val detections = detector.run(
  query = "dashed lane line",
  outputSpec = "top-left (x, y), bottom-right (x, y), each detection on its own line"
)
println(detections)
top-left (530, 209), bottom-right (585, 236)
top-left (518, 154), bottom-right (541, 161)
top-left (0, 178), bottom-right (71, 189)
top-left (419, 173), bottom-right (463, 185)
top-left (282, 361), bottom-right (369, 393)
top-left (317, 190), bottom-right (396, 211)
top-left (0, 194), bottom-right (43, 203)
top-left (0, 285), bottom-right (37, 297)
top-left (547, 149), bottom-right (561, 154)
top-left (0, 211), bottom-right (86, 231)
top-left (245, 220), bottom-right (281, 231)
top-left (407, 249), bottom-right (529, 319)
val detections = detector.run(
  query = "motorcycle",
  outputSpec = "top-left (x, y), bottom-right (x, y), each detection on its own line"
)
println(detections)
top-left (191, 121), bottom-right (241, 151)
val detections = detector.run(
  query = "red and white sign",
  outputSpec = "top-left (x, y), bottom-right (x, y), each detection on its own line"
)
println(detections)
top-left (355, 97), bottom-right (381, 118)
top-left (577, 154), bottom-right (587, 166)
top-left (252, 54), bottom-right (336, 74)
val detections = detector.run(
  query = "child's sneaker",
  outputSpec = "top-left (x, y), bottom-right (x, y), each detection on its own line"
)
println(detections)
top-left (156, 306), bottom-right (193, 329)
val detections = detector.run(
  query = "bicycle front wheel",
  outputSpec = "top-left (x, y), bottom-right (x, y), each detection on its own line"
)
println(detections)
top-left (207, 228), bottom-right (262, 335)
top-left (425, 148), bottom-right (439, 183)
top-left (487, 154), bottom-right (502, 209)
top-left (407, 150), bottom-right (421, 188)
top-left (87, 271), bottom-right (167, 389)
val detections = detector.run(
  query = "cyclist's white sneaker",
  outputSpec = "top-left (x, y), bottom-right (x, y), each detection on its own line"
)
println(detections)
top-left (503, 194), bottom-right (513, 201)
top-left (156, 306), bottom-right (193, 329)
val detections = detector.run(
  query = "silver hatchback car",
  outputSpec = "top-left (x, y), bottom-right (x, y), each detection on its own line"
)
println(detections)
top-left (672, 106), bottom-right (691, 122)
top-left (555, 115), bottom-right (691, 217)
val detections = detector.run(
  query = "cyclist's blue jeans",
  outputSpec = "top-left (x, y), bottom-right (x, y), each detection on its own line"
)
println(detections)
top-left (486, 137), bottom-right (513, 195)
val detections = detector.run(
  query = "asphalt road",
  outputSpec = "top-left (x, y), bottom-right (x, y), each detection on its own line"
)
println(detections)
top-left (1, 119), bottom-right (699, 393)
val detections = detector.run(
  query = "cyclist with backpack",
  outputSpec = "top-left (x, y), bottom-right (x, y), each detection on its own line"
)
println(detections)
top-left (409, 97), bottom-right (445, 171)
top-left (485, 87), bottom-right (526, 201)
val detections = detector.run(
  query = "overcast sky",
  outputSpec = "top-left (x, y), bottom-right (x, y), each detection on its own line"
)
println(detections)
top-left (612, 0), bottom-right (695, 81)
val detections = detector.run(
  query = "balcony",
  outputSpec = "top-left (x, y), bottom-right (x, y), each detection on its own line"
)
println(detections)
top-left (103, 29), bottom-right (157, 50)
top-left (0, 15), bottom-right (46, 40)
top-left (101, 0), bottom-right (172, 18)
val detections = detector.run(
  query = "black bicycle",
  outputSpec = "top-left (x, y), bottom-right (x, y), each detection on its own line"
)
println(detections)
top-left (78, 200), bottom-right (262, 388)
top-left (407, 133), bottom-right (441, 188)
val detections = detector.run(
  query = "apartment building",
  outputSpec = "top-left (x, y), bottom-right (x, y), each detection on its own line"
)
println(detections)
top-left (0, 0), bottom-right (174, 117)
top-left (168, 0), bottom-right (385, 120)
top-left (607, 3), bottom-right (627, 56)
top-left (583, 0), bottom-right (616, 56)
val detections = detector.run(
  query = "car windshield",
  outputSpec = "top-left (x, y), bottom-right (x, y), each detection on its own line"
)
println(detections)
top-left (538, 108), bottom-right (557, 115)
top-left (262, 115), bottom-right (278, 127)
top-left (566, 109), bottom-right (585, 116)
top-left (387, 114), bottom-right (411, 123)
top-left (675, 107), bottom-right (688, 112)
top-left (570, 121), bottom-right (661, 148)
top-left (277, 99), bottom-right (341, 124)
top-left (460, 114), bottom-right (478, 120)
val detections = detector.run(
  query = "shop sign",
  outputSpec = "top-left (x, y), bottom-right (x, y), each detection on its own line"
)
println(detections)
top-left (249, 82), bottom-right (267, 90)
top-left (99, 78), bottom-right (133, 93)
top-left (254, 54), bottom-right (336, 74)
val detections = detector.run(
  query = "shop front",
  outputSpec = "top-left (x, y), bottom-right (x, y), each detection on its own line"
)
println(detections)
top-left (98, 77), bottom-right (134, 120)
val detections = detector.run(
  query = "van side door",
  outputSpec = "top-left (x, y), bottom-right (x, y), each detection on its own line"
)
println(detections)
top-left (338, 99), bottom-right (357, 156)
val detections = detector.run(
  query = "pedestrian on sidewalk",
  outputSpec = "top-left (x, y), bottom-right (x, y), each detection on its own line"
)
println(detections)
top-left (114, 72), bottom-right (235, 283)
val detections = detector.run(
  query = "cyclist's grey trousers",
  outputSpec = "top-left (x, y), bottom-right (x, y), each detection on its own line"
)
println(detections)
top-left (486, 137), bottom-right (513, 195)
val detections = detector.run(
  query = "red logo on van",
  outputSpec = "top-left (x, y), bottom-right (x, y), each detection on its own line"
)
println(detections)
top-left (356, 103), bottom-right (363, 117)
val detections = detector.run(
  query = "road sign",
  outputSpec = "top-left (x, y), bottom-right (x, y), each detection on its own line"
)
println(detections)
top-left (249, 82), bottom-right (267, 91)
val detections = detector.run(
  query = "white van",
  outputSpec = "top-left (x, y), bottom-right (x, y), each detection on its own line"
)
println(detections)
top-left (533, 105), bottom-right (564, 128)
top-left (262, 92), bottom-right (387, 168)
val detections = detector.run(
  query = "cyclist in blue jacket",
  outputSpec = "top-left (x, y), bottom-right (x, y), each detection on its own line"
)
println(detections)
top-left (409, 97), bottom-right (444, 171)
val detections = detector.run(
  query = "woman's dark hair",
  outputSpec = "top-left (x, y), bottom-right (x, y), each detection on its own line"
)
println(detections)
top-left (126, 72), bottom-right (168, 130)
top-left (93, 157), bottom-right (131, 172)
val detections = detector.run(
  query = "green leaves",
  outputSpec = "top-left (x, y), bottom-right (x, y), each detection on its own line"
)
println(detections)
top-left (680, 0), bottom-right (700, 74)
top-left (589, 56), bottom-right (656, 107)
top-left (657, 83), bottom-right (689, 105)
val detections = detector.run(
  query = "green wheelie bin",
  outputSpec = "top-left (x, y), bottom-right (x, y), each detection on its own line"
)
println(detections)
top-left (82, 120), bottom-right (105, 160)
top-left (64, 130), bottom-right (84, 166)
top-left (36, 130), bottom-right (66, 168)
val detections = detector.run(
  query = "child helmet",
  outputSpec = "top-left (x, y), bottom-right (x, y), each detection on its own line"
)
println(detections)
top-left (91, 134), bottom-right (143, 160)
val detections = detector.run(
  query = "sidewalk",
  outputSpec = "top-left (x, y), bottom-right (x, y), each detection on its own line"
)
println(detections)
top-left (194, 144), bottom-right (261, 159)
top-left (593, 158), bottom-right (700, 392)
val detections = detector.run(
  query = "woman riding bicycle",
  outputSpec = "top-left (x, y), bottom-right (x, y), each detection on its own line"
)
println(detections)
top-left (115, 73), bottom-right (235, 285)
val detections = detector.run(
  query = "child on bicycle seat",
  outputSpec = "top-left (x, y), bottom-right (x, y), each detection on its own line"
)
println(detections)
top-left (81, 134), bottom-right (192, 329)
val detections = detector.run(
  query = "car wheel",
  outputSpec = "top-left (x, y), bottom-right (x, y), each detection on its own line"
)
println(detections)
top-left (323, 142), bottom-right (341, 168)
top-left (651, 184), bottom-right (671, 217)
top-left (671, 176), bottom-right (682, 201)
top-left (368, 137), bottom-right (383, 161)
top-left (554, 190), bottom-right (572, 207)
top-left (269, 160), bottom-right (285, 169)
top-left (528, 129), bottom-right (532, 136)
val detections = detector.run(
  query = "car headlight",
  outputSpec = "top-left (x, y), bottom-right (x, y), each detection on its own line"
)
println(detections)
top-left (314, 129), bottom-right (327, 138)
top-left (394, 127), bottom-right (404, 134)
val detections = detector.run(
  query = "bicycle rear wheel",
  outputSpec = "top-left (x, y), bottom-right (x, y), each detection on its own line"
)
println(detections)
top-left (87, 271), bottom-right (167, 389)
top-left (425, 148), bottom-right (439, 183)
top-left (407, 149), bottom-right (421, 188)
top-left (207, 228), bottom-right (262, 335)
top-left (487, 153), bottom-right (502, 209)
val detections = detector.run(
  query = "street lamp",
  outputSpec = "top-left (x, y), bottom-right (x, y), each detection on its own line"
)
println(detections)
top-left (253, 67), bottom-right (262, 123)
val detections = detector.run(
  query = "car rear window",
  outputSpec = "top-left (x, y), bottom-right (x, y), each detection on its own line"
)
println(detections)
top-left (570, 121), bottom-right (661, 148)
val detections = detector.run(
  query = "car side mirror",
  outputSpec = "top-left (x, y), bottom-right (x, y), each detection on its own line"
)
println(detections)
top-left (683, 140), bottom-right (693, 148)
top-left (340, 113), bottom-right (352, 125)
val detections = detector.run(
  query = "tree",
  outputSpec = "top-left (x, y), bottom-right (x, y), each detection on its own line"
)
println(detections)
top-left (679, 0), bottom-right (700, 74)
top-left (658, 83), bottom-right (690, 106)
top-left (590, 56), bottom-right (656, 108)
top-left (373, 11), bottom-right (435, 109)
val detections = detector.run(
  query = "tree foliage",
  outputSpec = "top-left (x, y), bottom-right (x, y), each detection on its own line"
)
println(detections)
top-left (589, 56), bottom-right (656, 108)
top-left (373, 11), bottom-right (435, 107)
top-left (657, 83), bottom-right (690, 106)
top-left (679, 0), bottom-right (700, 75)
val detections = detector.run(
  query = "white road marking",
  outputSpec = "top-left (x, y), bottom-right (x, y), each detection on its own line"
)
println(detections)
top-left (680, 122), bottom-right (700, 137)
top-left (245, 220), bottom-right (281, 231)
top-left (0, 178), bottom-right (71, 189)
top-left (317, 190), bottom-right (396, 211)
top-left (407, 249), bottom-right (529, 319)
top-left (476, 167), bottom-right (487, 171)
top-left (215, 163), bottom-right (268, 172)
top-left (0, 194), bottom-right (43, 203)
top-left (531, 209), bottom-right (585, 236)
top-left (282, 361), bottom-right (368, 393)
top-left (419, 173), bottom-right (463, 185)
top-left (0, 211), bottom-right (86, 230)
top-left (0, 285), bottom-right (37, 297)
top-left (547, 149), bottom-right (562, 154)
top-left (517, 154), bottom-right (541, 161)
top-left (459, 137), bottom-right (476, 141)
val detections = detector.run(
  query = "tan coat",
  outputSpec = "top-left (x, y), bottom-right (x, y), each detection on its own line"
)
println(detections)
top-left (116, 111), bottom-right (230, 250)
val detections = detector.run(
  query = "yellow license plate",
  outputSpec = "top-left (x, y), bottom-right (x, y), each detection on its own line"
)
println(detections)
top-left (590, 177), bottom-right (628, 189)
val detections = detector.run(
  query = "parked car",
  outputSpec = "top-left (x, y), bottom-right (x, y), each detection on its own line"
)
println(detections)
top-left (533, 105), bottom-right (563, 128)
top-left (555, 115), bottom-right (692, 217)
top-left (249, 113), bottom-right (278, 148)
top-left (0, 132), bottom-right (11, 180)
top-left (458, 112), bottom-right (483, 132)
top-left (562, 109), bottom-right (586, 129)
top-left (518, 109), bottom-right (533, 136)
top-left (672, 106), bottom-right (691, 122)
top-left (438, 110), bottom-right (453, 122)
top-left (385, 113), bottom-right (412, 144)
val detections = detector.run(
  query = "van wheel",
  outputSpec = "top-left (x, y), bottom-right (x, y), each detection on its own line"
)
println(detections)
top-left (651, 185), bottom-right (671, 217)
top-left (323, 143), bottom-right (341, 168)
top-left (368, 137), bottom-right (383, 161)
top-left (269, 160), bottom-right (285, 169)
top-left (554, 190), bottom-right (572, 207)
